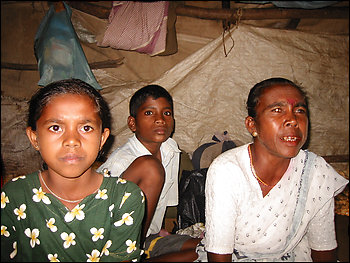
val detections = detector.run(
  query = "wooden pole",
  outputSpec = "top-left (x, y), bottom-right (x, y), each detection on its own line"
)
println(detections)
top-left (322, 154), bottom-right (349, 163)
top-left (67, 1), bottom-right (111, 19)
top-left (66, 2), bottom-right (349, 21)
top-left (1, 59), bottom-right (124, 71)
top-left (175, 5), bottom-right (349, 21)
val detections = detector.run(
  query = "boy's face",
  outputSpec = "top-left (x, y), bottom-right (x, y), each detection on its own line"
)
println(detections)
top-left (128, 97), bottom-right (174, 148)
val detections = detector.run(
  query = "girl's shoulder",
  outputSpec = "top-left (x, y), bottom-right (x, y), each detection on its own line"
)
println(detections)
top-left (1, 172), bottom-right (40, 209)
top-left (102, 176), bottom-right (145, 211)
top-left (2, 171), bottom-right (39, 192)
top-left (103, 176), bottom-right (144, 196)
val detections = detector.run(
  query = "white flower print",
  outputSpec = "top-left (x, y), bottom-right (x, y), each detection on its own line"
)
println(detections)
top-left (126, 239), bottom-right (137, 254)
top-left (90, 227), bottom-right (104, 242)
top-left (109, 204), bottom-right (114, 217)
top-left (14, 204), bottom-right (27, 221)
top-left (10, 241), bottom-right (17, 259)
top-left (86, 249), bottom-right (101, 262)
top-left (95, 189), bottom-right (108, 200)
top-left (48, 253), bottom-right (60, 262)
top-left (102, 168), bottom-right (110, 177)
top-left (117, 178), bottom-right (127, 184)
top-left (24, 228), bottom-right (40, 248)
top-left (32, 187), bottom-right (51, 204)
top-left (141, 191), bottom-right (145, 203)
top-left (64, 204), bottom-right (85, 222)
top-left (101, 240), bottom-right (112, 256)
top-left (1, 192), bottom-right (9, 208)
top-left (1, 225), bottom-right (10, 237)
top-left (12, 175), bottom-right (25, 181)
top-left (119, 192), bottom-right (131, 208)
top-left (114, 211), bottom-right (134, 227)
top-left (60, 232), bottom-right (76, 249)
top-left (46, 218), bottom-right (58, 232)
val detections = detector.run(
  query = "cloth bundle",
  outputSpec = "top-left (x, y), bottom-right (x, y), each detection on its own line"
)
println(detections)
top-left (98, 1), bottom-right (169, 56)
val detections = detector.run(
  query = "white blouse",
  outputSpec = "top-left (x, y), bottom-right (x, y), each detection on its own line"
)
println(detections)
top-left (204, 144), bottom-right (348, 261)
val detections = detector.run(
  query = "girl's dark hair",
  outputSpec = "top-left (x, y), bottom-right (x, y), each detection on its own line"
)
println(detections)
top-left (27, 78), bottom-right (111, 131)
top-left (246, 77), bottom-right (308, 118)
top-left (129, 84), bottom-right (173, 118)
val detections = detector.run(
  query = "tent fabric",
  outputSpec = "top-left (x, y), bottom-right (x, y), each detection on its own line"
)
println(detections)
top-left (100, 24), bottom-right (349, 158)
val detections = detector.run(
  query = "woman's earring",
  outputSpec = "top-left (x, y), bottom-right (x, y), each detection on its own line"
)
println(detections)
top-left (252, 131), bottom-right (258, 137)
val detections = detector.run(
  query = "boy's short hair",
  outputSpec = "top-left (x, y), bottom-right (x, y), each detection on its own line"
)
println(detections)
top-left (129, 85), bottom-right (173, 118)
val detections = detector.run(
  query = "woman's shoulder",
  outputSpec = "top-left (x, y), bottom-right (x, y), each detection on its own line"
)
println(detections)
top-left (298, 149), bottom-right (349, 193)
top-left (211, 143), bottom-right (248, 165)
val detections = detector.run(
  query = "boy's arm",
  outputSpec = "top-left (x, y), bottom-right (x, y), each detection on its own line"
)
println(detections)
top-left (122, 155), bottom-right (165, 241)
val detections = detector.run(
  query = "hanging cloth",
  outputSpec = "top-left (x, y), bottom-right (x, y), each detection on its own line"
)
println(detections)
top-left (34, 1), bottom-right (101, 89)
top-left (98, 1), bottom-right (169, 56)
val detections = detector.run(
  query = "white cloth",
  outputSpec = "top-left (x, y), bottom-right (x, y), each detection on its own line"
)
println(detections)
top-left (97, 134), bottom-right (181, 236)
top-left (203, 144), bottom-right (348, 261)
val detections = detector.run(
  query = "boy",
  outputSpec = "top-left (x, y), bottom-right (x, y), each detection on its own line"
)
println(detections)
top-left (97, 85), bottom-right (200, 261)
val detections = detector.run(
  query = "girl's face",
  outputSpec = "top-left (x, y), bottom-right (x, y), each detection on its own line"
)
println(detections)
top-left (26, 93), bottom-right (109, 178)
top-left (246, 84), bottom-right (308, 159)
top-left (128, 97), bottom-right (174, 148)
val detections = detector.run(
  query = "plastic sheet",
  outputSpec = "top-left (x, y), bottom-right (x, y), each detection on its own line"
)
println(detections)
top-left (34, 2), bottom-right (101, 89)
top-left (177, 168), bottom-right (208, 229)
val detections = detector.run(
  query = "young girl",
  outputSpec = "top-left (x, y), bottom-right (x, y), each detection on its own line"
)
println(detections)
top-left (0, 79), bottom-right (159, 261)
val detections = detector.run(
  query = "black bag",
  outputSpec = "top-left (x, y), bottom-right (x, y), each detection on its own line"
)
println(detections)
top-left (177, 168), bottom-right (208, 229)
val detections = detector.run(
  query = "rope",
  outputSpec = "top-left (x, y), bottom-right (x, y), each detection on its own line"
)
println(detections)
top-left (222, 8), bottom-right (242, 57)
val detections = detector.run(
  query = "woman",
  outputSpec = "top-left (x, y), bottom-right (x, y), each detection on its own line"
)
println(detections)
top-left (201, 78), bottom-right (348, 262)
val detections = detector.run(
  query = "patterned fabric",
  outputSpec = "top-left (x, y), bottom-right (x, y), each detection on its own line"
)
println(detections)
top-left (202, 144), bottom-right (348, 261)
top-left (97, 134), bottom-right (181, 236)
top-left (1, 171), bottom-right (145, 262)
top-left (98, 1), bottom-right (169, 56)
top-left (143, 233), bottom-right (192, 259)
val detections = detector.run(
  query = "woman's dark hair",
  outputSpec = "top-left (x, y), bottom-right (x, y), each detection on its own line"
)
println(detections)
top-left (27, 78), bottom-right (111, 131)
top-left (129, 84), bottom-right (173, 118)
top-left (246, 77), bottom-right (308, 118)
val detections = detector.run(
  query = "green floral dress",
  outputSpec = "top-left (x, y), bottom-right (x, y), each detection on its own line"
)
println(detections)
top-left (1, 171), bottom-right (145, 262)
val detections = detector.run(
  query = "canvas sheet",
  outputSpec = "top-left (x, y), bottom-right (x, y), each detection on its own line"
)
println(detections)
top-left (100, 24), bottom-right (349, 158)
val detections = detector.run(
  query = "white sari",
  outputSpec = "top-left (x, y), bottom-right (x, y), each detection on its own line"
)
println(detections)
top-left (200, 144), bottom-right (348, 262)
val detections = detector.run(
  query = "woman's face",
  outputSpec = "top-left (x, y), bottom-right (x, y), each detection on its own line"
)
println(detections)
top-left (26, 93), bottom-right (109, 178)
top-left (247, 84), bottom-right (308, 159)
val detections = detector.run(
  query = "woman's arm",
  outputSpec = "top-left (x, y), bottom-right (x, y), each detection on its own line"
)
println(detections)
top-left (311, 249), bottom-right (337, 262)
top-left (207, 252), bottom-right (232, 262)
